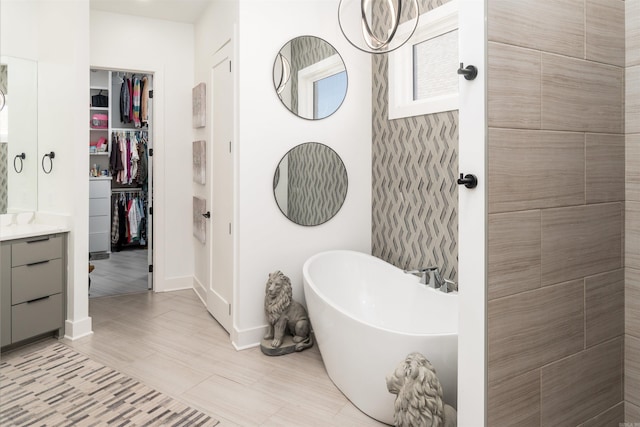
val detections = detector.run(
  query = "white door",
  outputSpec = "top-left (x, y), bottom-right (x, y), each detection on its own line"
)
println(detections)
top-left (207, 43), bottom-right (234, 332)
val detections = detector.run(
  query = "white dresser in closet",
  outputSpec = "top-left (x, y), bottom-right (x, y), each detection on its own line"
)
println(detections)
top-left (89, 177), bottom-right (111, 253)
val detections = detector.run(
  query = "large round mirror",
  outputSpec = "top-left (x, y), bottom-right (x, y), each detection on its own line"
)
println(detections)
top-left (273, 142), bottom-right (348, 226)
top-left (273, 36), bottom-right (348, 120)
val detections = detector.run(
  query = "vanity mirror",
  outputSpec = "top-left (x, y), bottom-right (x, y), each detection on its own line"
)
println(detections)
top-left (273, 36), bottom-right (348, 120)
top-left (0, 56), bottom-right (38, 214)
top-left (273, 142), bottom-right (348, 226)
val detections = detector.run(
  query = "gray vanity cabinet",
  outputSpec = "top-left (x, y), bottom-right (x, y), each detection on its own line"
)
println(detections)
top-left (0, 234), bottom-right (66, 347)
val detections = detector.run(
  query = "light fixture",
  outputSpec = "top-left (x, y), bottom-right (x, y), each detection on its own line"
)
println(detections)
top-left (274, 53), bottom-right (291, 96)
top-left (338, 0), bottom-right (419, 54)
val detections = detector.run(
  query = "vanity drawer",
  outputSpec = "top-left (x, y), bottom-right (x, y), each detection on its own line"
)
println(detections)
top-left (89, 215), bottom-right (110, 233)
top-left (89, 232), bottom-right (109, 253)
top-left (89, 197), bottom-right (110, 216)
top-left (11, 235), bottom-right (63, 267)
top-left (12, 258), bottom-right (63, 305)
top-left (12, 293), bottom-right (63, 343)
top-left (90, 179), bottom-right (111, 197)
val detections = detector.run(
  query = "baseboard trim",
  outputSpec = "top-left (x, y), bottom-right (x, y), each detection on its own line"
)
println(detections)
top-left (64, 317), bottom-right (93, 341)
top-left (232, 324), bottom-right (266, 350)
top-left (156, 275), bottom-right (193, 293)
top-left (192, 276), bottom-right (206, 305)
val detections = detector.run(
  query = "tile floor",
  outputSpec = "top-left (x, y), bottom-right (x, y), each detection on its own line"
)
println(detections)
top-left (64, 290), bottom-right (385, 426)
top-left (89, 248), bottom-right (149, 298)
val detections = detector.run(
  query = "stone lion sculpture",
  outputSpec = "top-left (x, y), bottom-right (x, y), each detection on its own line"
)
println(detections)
top-left (263, 271), bottom-right (313, 352)
top-left (386, 352), bottom-right (457, 427)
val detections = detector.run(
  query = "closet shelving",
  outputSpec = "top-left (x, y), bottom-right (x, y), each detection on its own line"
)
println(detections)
top-left (89, 70), bottom-right (111, 166)
top-left (89, 68), bottom-right (152, 255)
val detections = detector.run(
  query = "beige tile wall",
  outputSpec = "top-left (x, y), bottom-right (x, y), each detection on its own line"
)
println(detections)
top-left (487, 0), bottom-right (626, 424)
top-left (629, 0), bottom-right (640, 421)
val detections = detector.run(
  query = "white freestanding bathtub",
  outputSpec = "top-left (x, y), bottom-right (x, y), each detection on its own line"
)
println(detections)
top-left (302, 250), bottom-right (458, 425)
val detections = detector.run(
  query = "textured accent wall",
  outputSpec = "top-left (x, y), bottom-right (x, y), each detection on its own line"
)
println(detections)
top-left (0, 65), bottom-right (7, 94)
top-left (371, 0), bottom-right (458, 281)
top-left (626, 0), bottom-right (640, 421)
top-left (287, 142), bottom-right (348, 226)
top-left (290, 36), bottom-right (336, 115)
top-left (486, 0), bottom-right (625, 425)
top-left (0, 143), bottom-right (7, 214)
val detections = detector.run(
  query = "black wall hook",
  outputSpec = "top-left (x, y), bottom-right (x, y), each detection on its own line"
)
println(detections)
top-left (42, 151), bottom-right (55, 174)
top-left (457, 173), bottom-right (478, 189)
top-left (202, 211), bottom-right (211, 219)
top-left (457, 63), bottom-right (478, 81)
top-left (13, 153), bottom-right (26, 173)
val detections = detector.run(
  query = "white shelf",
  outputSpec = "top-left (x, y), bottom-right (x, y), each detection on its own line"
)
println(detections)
top-left (90, 128), bottom-right (108, 131)
top-left (90, 86), bottom-right (109, 91)
top-left (90, 152), bottom-right (109, 156)
top-left (90, 106), bottom-right (109, 111)
top-left (111, 127), bottom-right (149, 132)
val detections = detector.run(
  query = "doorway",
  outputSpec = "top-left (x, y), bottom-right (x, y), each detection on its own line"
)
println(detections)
top-left (88, 68), bottom-right (154, 298)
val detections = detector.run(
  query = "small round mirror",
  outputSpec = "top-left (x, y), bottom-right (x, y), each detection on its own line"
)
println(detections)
top-left (273, 36), bottom-right (348, 120)
top-left (273, 142), bottom-right (348, 226)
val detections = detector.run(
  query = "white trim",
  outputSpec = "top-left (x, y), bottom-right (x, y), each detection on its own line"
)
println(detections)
top-left (156, 275), bottom-right (193, 292)
top-left (457, 0), bottom-right (487, 424)
top-left (231, 324), bottom-right (265, 351)
top-left (297, 54), bottom-right (346, 119)
top-left (64, 317), bottom-right (93, 341)
top-left (192, 275), bottom-right (206, 303)
top-left (388, 0), bottom-right (459, 119)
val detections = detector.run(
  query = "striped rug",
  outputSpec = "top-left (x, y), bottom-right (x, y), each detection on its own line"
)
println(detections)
top-left (0, 342), bottom-right (219, 426)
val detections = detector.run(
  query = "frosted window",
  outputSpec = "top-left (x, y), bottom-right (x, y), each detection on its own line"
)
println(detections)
top-left (413, 29), bottom-right (459, 101)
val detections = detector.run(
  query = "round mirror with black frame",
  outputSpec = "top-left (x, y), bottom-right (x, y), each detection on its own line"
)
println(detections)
top-left (273, 36), bottom-right (348, 120)
top-left (273, 142), bottom-right (348, 226)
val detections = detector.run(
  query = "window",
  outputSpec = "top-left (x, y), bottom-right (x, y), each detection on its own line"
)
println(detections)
top-left (298, 54), bottom-right (347, 119)
top-left (388, 0), bottom-right (459, 120)
top-left (314, 71), bottom-right (347, 119)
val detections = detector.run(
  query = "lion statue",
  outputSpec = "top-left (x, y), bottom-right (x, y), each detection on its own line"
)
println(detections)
top-left (263, 271), bottom-right (313, 351)
top-left (386, 352), bottom-right (457, 427)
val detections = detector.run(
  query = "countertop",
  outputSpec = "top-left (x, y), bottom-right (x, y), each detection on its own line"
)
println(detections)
top-left (0, 212), bottom-right (71, 241)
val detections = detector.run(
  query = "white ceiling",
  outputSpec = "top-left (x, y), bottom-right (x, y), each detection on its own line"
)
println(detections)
top-left (90, 0), bottom-right (211, 24)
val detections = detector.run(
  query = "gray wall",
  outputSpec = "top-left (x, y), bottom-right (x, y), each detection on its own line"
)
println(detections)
top-left (287, 143), bottom-right (347, 226)
top-left (371, 0), bottom-right (458, 281)
top-left (486, 1), bottom-right (625, 424)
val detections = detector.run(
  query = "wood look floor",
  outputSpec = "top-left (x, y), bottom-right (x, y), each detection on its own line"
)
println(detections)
top-left (89, 248), bottom-right (148, 298)
top-left (65, 290), bottom-right (385, 426)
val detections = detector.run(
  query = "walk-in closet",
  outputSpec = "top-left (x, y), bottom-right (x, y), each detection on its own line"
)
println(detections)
top-left (89, 68), bottom-right (153, 298)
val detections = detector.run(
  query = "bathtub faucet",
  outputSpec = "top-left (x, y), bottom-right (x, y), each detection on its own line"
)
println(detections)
top-left (403, 267), bottom-right (445, 289)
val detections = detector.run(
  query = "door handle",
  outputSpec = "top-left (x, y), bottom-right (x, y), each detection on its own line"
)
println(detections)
top-left (202, 211), bottom-right (211, 219)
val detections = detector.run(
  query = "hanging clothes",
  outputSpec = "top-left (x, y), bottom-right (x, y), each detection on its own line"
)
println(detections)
top-left (132, 76), bottom-right (141, 128)
top-left (120, 77), bottom-right (131, 123)
top-left (111, 196), bottom-right (120, 245)
top-left (129, 133), bottom-right (140, 183)
top-left (141, 76), bottom-right (149, 126)
top-left (127, 198), bottom-right (139, 241)
top-left (128, 77), bottom-right (133, 122)
top-left (111, 191), bottom-right (147, 250)
top-left (136, 132), bottom-right (148, 185)
top-left (118, 134), bottom-right (127, 184)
